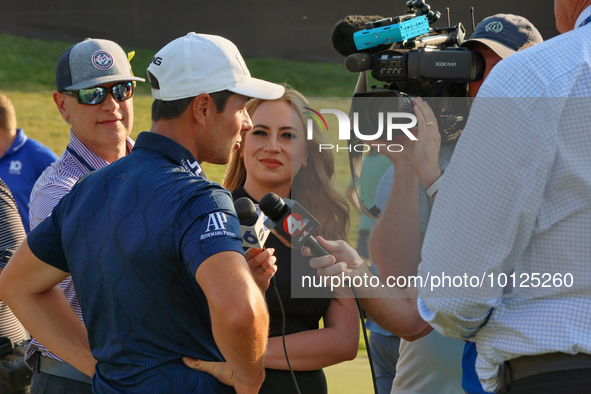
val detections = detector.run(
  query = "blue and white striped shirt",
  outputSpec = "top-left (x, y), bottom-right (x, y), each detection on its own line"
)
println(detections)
top-left (417, 7), bottom-right (591, 393)
top-left (25, 130), bottom-right (133, 370)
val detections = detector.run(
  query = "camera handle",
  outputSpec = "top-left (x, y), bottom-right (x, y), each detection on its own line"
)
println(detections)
top-left (406, 0), bottom-right (441, 25)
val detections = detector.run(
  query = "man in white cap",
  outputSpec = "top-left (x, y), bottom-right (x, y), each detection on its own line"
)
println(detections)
top-left (1, 33), bottom-right (284, 394)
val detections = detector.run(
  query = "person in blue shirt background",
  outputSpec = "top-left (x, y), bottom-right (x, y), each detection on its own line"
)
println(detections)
top-left (0, 93), bottom-right (58, 232)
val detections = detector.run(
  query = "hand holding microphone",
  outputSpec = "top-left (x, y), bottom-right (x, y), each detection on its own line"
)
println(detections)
top-left (259, 192), bottom-right (329, 257)
top-left (256, 193), bottom-right (371, 285)
top-left (234, 197), bottom-right (276, 291)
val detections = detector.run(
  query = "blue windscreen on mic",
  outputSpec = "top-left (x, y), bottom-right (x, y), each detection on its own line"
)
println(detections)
top-left (332, 15), bottom-right (390, 57)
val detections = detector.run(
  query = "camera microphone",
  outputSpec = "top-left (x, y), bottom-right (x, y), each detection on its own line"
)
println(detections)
top-left (259, 193), bottom-right (328, 257)
top-left (345, 53), bottom-right (373, 73)
top-left (332, 15), bottom-right (389, 57)
top-left (234, 197), bottom-right (270, 249)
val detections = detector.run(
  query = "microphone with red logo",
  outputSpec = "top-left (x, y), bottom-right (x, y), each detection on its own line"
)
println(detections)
top-left (234, 197), bottom-right (270, 249)
top-left (259, 192), bottom-right (328, 257)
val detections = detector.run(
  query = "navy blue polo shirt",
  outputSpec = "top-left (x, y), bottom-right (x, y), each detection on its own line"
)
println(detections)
top-left (28, 132), bottom-right (244, 393)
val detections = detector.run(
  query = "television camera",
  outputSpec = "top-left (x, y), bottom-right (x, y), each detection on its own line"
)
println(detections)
top-left (332, 1), bottom-right (483, 218)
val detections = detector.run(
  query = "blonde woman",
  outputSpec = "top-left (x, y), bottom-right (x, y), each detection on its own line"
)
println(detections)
top-left (224, 86), bottom-right (359, 393)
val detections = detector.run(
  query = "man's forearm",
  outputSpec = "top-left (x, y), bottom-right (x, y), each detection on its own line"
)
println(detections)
top-left (370, 161), bottom-right (422, 278)
top-left (360, 296), bottom-right (432, 341)
top-left (209, 292), bottom-right (268, 393)
top-left (6, 287), bottom-right (95, 375)
top-left (347, 264), bottom-right (432, 340)
top-left (197, 252), bottom-right (269, 392)
top-left (0, 241), bottom-right (95, 376)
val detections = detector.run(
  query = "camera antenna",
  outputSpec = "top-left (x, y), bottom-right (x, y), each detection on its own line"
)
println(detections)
top-left (446, 7), bottom-right (451, 27)
top-left (470, 7), bottom-right (476, 33)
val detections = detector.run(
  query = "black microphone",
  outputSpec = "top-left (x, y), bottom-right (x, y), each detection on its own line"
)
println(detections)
top-left (234, 197), bottom-right (270, 249)
top-left (259, 193), bottom-right (328, 257)
top-left (345, 53), bottom-right (373, 73)
top-left (331, 15), bottom-right (391, 57)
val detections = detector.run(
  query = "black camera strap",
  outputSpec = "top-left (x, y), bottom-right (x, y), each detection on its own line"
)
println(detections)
top-left (348, 72), bottom-right (383, 220)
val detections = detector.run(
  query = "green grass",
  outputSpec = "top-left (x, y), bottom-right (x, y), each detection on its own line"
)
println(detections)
top-left (325, 351), bottom-right (375, 393)
top-left (0, 33), bottom-right (360, 98)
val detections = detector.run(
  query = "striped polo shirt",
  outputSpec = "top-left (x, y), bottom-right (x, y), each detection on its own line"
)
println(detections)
top-left (25, 130), bottom-right (133, 370)
top-left (0, 178), bottom-right (28, 344)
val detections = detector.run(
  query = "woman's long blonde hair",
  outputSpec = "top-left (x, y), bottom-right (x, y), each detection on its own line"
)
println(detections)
top-left (223, 85), bottom-right (349, 241)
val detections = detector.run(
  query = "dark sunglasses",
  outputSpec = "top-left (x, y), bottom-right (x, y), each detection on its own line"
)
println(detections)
top-left (62, 82), bottom-right (135, 105)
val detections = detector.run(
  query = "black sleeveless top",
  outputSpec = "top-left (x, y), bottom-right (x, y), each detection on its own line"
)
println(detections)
top-left (232, 186), bottom-right (331, 393)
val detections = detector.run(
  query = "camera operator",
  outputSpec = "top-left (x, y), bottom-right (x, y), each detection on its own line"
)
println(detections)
top-left (307, 14), bottom-right (542, 394)
top-left (0, 178), bottom-right (30, 393)
top-left (369, 14), bottom-right (542, 394)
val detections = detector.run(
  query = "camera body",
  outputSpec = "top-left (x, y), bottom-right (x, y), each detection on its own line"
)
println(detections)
top-left (346, 2), bottom-right (482, 146)
top-left (368, 45), bottom-right (482, 83)
top-left (343, 1), bottom-right (480, 219)
top-left (0, 337), bottom-right (32, 392)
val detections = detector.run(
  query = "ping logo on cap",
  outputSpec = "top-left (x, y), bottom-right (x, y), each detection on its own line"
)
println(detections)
top-left (235, 53), bottom-right (249, 76)
top-left (485, 21), bottom-right (504, 33)
top-left (92, 50), bottom-right (114, 69)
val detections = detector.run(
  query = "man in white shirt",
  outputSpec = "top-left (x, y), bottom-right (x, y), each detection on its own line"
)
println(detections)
top-left (416, 0), bottom-right (591, 392)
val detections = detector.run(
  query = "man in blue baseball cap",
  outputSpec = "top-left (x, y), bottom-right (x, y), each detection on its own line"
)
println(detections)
top-left (305, 13), bottom-right (543, 394)
top-left (461, 14), bottom-right (543, 97)
top-left (367, 13), bottom-right (543, 394)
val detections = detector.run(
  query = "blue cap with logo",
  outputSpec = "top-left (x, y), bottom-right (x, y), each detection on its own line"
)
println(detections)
top-left (461, 14), bottom-right (543, 59)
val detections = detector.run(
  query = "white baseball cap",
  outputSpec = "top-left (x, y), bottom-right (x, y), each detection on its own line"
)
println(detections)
top-left (147, 32), bottom-right (285, 101)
